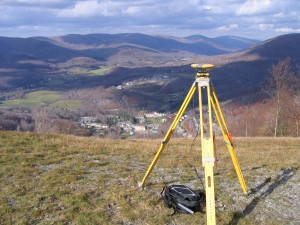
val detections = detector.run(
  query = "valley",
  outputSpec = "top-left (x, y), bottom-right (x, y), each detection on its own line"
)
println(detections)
top-left (0, 32), bottom-right (300, 225)
top-left (1, 1), bottom-right (300, 225)
top-left (0, 33), bottom-right (299, 138)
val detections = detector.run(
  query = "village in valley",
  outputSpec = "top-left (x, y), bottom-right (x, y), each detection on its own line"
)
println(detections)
top-left (79, 111), bottom-right (167, 137)
top-left (78, 111), bottom-right (201, 138)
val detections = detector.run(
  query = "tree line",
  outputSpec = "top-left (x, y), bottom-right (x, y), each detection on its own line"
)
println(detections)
top-left (225, 58), bottom-right (300, 137)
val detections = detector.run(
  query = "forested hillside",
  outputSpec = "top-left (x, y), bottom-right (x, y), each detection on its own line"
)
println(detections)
top-left (0, 33), bottom-right (299, 138)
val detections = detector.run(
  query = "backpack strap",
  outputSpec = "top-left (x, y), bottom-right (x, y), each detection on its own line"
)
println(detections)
top-left (161, 184), bottom-right (207, 215)
top-left (161, 185), bottom-right (178, 215)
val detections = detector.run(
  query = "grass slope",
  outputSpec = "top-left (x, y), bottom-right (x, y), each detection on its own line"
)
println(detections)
top-left (1, 91), bottom-right (62, 108)
top-left (48, 100), bottom-right (83, 111)
top-left (0, 131), bottom-right (299, 224)
top-left (88, 67), bottom-right (111, 76)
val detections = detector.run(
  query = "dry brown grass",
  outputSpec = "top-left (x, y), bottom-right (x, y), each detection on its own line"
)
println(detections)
top-left (0, 131), bottom-right (299, 224)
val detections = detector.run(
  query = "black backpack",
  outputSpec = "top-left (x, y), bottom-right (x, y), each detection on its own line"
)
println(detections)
top-left (161, 184), bottom-right (205, 215)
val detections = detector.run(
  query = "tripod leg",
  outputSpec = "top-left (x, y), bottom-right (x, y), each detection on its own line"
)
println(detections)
top-left (139, 82), bottom-right (197, 187)
top-left (210, 95), bottom-right (226, 141)
top-left (198, 83), bottom-right (204, 159)
top-left (211, 85), bottom-right (230, 134)
top-left (210, 85), bottom-right (247, 194)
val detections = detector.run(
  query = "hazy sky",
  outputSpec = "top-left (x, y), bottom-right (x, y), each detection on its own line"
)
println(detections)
top-left (0, 0), bottom-right (300, 40)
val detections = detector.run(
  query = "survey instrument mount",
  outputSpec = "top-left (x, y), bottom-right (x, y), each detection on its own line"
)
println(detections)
top-left (139, 63), bottom-right (247, 225)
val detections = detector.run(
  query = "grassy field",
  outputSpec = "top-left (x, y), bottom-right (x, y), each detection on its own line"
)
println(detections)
top-left (0, 131), bottom-right (299, 224)
top-left (1, 91), bottom-right (62, 108)
top-left (88, 67), bottom-right (111, 76)
top-left (48, 100), bottom-right (83, 111)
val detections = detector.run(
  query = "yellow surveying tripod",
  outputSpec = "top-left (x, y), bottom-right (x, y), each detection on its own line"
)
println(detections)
top-left (139, 64), bottom-right (247, 225)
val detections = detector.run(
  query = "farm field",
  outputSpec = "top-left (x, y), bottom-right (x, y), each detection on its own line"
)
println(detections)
top-left (88, 67), bottom-right (111, 76)
top-left (1, 91), bottom-right (62, 108)
top-left (0, 131), bottom-right (299, 224)
top-left (48, 100), bottom-right (83, 111)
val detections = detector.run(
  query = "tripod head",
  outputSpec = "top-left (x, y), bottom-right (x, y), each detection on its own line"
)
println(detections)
top-left (191, 64), bottom-right (214, 77)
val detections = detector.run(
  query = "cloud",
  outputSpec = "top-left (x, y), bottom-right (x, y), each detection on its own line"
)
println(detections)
top-left (258, 24), bottom-right (274, 31)
top-left (122, 6), bottom-right (141, 15)
top-left (217, 24), bottom-right (238, 32)
top-left (17, 0), bottom-right (65, 4)
top-left (236, 0), bottom-right (274, 15)
top-left (275, 27), bottom-right (300, 33)
top-left (57, 0), bottom-right (123, 17)
top-left (0, 0), bottom-right (72, 7)
top-left (0, 0), bottom-right (299, 39)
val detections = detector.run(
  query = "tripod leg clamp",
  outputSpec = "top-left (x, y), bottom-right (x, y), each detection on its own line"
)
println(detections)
top-left (202, 157), bottom-right (216, 163)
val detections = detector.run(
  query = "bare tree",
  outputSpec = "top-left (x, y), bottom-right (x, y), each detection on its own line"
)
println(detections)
top-left (223, 102), bottom-right (268, 137)
top-left (262, 58), bottom-right (294, 137)
top-left (294, 96), bottom-right (300, 136)
top-left (32, 109), bottom-right (54, 133)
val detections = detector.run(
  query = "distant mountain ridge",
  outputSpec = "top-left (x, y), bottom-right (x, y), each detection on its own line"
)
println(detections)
top-left (0, 33), bottom-right (300, 111)
top-left (0, 33), bottom-right (259, 70)
top-left (203, 33), bottom-right (300, 101)
top-left (33, 33), bottom-right (259, 54)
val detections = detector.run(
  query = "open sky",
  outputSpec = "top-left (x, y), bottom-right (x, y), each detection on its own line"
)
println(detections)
top-left (0, 0), bottom-right (299, 40)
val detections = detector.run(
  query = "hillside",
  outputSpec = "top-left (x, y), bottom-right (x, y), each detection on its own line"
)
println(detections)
top-left (0, 131), bottom-right (299, 224)
top-left (208, 33), bottom-right (300, 101)
top-left (94, 33), bottom-right (300, 104)
top-left (33, 33), bottom-right (258, 54)
top-left (0, 33), bottom-right (298, 97)
top-left (248, 33), bottom-right (300, 60)
top-left (0, 37), bottom-right (79, 68)
top-left (0, 33), bottom-right (258, 95)
top-left (0, 33), bottom-right (259, 69)
top-left (0, 33), bottom-right (300, 139)
top-left (187, 35), bottom-right (258, 52)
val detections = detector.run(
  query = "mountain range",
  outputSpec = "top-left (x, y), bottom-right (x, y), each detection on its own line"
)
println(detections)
top-left (34, 33), bottom-right (258, 53)
top-left (0, 33), bottom-right (258, 69)
top-left (0, 32), bottom-right (300, 108)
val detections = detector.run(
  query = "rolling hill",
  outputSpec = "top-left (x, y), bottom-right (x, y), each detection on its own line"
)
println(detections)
top-left (0, 36), bottom-right (80, 68)
top-left (0, 33), bottom-right (259, 70)
top-left (209, 33), bottom-right (300, 101)
top-left (0, 33), bottom-right (299, 108)
top-left (33, 33), bottom-right (258, 54)
top-left (0, 33), bottom-right (300, 139)
top-left (96, 33), bottom-right (300, 106)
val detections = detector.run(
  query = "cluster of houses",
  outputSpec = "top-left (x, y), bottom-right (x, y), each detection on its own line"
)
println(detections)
top-left (144, 112), bottom-right (166, 118)
top-left (116, 75), bottom-right (170, 90)
top-left (79, 112), bottom-right (166, 136)
top-left (78, 111), bottom-right (204, 138)
top-left (79, 117), bottom-right (108, 130)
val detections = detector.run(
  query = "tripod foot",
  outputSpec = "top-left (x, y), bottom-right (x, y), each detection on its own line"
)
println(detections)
top-left (138, 181), bottom-right (144, 189)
